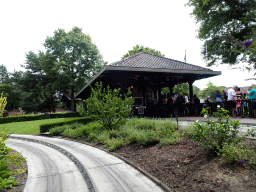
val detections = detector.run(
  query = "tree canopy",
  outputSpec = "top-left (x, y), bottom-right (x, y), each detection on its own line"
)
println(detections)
top-left (44, 26), bottom-right (106, 111)
top-left (198, 81), bottom-right (226, 102)
top-left (122, 45), bottom-right (165, 59)
top-left (187, 0), bottom-right (256, 68)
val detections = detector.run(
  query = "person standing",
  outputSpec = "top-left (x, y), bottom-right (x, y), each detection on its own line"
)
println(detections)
top-left (173, 93), bottom-right (178, 117)
top-left (235, 96), bottom-right (243, 116)
top-left (193, 94), bottom-right (200, 116)
top-left (248, 86), bottom-right (256, 117)
top-left (227, 86), bottom-right (239, 116)
top-left (216, 90), bottom-right (224, 109)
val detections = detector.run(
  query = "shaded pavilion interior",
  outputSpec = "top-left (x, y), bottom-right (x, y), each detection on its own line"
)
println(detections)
top-left (75, 51), bottom-right (221, 116)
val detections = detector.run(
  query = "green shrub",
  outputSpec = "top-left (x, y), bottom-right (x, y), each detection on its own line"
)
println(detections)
top-left (49, 125), bottom-right (69, 136)
top-left (160, 132), bottom-right (181, 146)
top-left (135, 119), bottom-right (156, 130)
top-left (104, 138), bottom-right (126, 151)
top-left (40, 116), bottom-right (93, 133)
top-left (135, 130), bottom-right (159, 146)
top-left (88, 132), bottom-right (99, 142)
top-left (0, 129), bottom-right (26, 190)
top-left (62, 128), bottom-right (81, 138)
top-left (219, 142), bottom-right (256, 164)
top-left (0, 112), bottom-right (81, 124)
top-left (191, 108), bottom-right (256, 154)
top-left (80, 81), bottom-right (134, 129)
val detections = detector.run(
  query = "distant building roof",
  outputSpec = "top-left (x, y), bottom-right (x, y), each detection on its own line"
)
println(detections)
top-left (110, 51), bottom-right (212, 71)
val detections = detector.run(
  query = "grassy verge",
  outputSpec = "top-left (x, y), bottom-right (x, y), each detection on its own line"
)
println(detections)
top-left (0, 118), bottom-right (76, 135)
top-left (49, 118), bottom-right (181, 151)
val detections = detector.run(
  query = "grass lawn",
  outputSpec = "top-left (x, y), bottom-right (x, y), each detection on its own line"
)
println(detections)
top-left (0, 118), bottom-right (76, 135)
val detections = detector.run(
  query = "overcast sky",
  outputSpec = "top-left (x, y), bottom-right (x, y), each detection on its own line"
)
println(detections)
top-left (1, 0), bottom-right (255, 89)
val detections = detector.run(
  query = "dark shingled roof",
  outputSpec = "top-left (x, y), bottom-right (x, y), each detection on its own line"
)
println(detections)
top-left (110, 51), bottom-right (212, 71)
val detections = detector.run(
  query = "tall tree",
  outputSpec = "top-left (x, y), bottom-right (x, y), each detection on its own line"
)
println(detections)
top-left (187, 0), bottom-right (256, 67)
top-left (122, 45), bottom-right (165, 59)
top-left (44, 26), bottom-right (106, 111)
top-left (0, 64), bottom-right (9, 84)
top-left (19, 51), bottom-right (59, 113)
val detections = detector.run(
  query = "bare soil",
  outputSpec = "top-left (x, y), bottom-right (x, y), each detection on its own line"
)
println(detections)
top-left (4, 137), bottom-right (256, 192)
top-left (112, 138), bottom-right (256, 192)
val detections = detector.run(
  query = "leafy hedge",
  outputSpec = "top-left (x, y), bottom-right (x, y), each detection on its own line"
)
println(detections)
top-left (40, 116), bottom-right (94, 133)
top-left (0, 112), bottom-right (81, 124)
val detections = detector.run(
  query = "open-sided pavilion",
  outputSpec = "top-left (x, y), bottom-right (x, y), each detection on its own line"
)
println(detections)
top-left (75, 51), bottom-right (221, 116)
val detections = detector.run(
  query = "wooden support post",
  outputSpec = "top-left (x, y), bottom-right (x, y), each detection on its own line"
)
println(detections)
top-left (188, 80), bottom-right (194, 102)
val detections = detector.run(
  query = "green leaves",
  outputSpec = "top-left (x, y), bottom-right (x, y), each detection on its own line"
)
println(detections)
top-left (192, 108), bottom-right (256, 157)
top-left (0, 129), bottom-right (27, 189)
top-left (187, 0), bottom-right (256, 66)
top-left (122, 45), bottom-right (165, 59)
top-left (82, 82), bottom-right (134, 129)
top-left (44, 26), bottom-right (106, 111)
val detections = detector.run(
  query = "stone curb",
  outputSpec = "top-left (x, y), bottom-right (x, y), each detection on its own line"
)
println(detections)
top-left (9, 135), bottom-right (98, 192)
top-left (49, 136), bottom-right (173, 192)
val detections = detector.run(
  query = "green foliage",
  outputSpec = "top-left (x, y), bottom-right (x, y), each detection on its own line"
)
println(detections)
top-left (191, 108), bottom-right (256, 155)
top-left (122, 45), bottom-right (165, 59)
top-left (0, 112), bottom-right (81, 124)
top-left (40, 116), bottom-right (93, 133)
top-left (0, 129), bottom-right (26, 190)
top-left (0, 64), bottom-right (9, 84)
top-left (187, 0), bottom-right (256, 67)
top-left (219, 142), bottom-right (256, 165)
top-left (172, 83), bottom-right (200, 96)
top-left (49, 117), bottom-right (180, 151)
top-left (198, 81), bottom-right (226, 102)
top-left (19, 51), bottom-right (59, 113)
top-left (160, 132), bottom-right (181, 146)
top-left (0, 176), bottom-right (19, 189)
top-left (83, 82), bottom-right (134, 129)
top-left (0, 93), bottom-right (7, 117)
top-left (44, 26), bottom-right (106, 111)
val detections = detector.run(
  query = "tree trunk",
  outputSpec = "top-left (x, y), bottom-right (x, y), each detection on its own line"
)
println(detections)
top-left (71, 86), bottom-right (75, 112)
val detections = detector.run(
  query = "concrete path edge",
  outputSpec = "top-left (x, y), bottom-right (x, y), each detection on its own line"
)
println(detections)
top-left (51, 136), bottom-right (173, 192)
top-left (9, 135), bottom-right (98, 192)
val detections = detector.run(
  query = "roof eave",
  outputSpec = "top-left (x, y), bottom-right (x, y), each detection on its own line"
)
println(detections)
top-left (105, 65), bottom-right (222, 75)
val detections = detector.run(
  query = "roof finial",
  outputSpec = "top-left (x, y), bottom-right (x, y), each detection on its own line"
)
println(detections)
top-left (140, 47), bottom-right (143, 52)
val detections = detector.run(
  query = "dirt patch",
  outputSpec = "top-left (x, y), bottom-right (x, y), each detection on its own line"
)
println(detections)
top-left (112, 138), bottom-right (256, 192)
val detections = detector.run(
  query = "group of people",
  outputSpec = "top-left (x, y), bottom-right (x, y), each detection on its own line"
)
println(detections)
top-left (205, 85), bottom-right (256, 117)
top-left (226, 85), bottom-right (256, 117)
top-left (151, 85), bottom-right (256, 117)
top-left (156, 92), bottom-right (200, 117)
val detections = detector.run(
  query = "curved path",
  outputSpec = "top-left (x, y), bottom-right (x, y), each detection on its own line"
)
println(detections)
top-left (7, 135), bottom-right (165, 192)
top-left (7, 138), bottom-right (88, 192)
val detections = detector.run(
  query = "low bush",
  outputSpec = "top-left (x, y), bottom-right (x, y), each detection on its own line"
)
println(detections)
top-left (160, 132), bottom-right (181, 146)
top-left (48, 122), bottom-right (84, 136)
top-left (219, 142), bottom-right (256, 165)
top-left (80, 81), bottom-right (134, 129)
top-left (50, 117), bottom-right (180, 150)
top-left (191, 108), bottom-right (256, 155)
top-left (0, 112), bottom-right (81, 124)
top-left (0, 129), bottom-right (27, 190)
top-left (40, 116), bottom-right (93, 133)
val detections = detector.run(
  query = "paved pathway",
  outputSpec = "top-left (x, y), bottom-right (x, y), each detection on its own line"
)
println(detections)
top-left (8, 135), bottom-right (165, 192)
